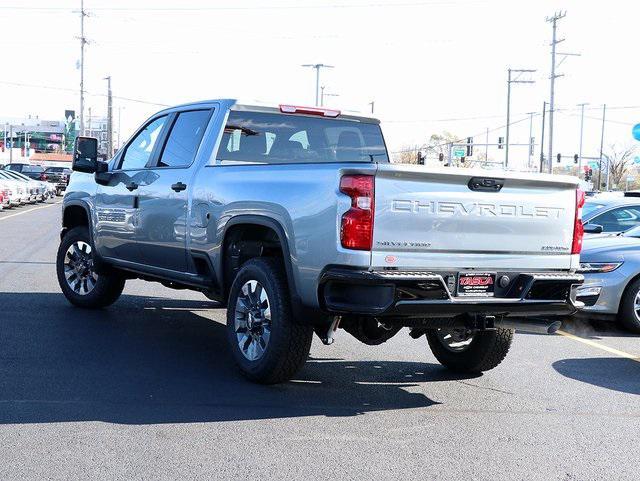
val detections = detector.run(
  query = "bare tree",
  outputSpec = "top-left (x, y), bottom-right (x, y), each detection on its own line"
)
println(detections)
top-left (603, 144), bottom-right (638, 189)
top-left (392, 145), bottom-right (420, 164)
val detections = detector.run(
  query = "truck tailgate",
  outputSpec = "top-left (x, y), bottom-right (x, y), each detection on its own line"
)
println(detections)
top-left (372, 164), bottom-right (579, 271)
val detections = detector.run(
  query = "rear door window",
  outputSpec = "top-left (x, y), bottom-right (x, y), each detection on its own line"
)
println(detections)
top-left (157, 110), bottom-right (211, 168)
top-left (216, 111), bottom-right (388, 164)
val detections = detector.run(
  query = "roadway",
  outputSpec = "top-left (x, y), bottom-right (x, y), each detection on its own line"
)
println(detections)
top-left (0, 201), bottom-right (638, 480)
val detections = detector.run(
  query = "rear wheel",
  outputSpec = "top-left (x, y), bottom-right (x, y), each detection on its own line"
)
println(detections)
top-left (56, 226), bottom-right (125, 309)
top-left (226, 257), bottom-right (313, 384)
top-left (617, 279), bottom-right (640, 333)
top-left (426, 327), bottom-right (514, 373)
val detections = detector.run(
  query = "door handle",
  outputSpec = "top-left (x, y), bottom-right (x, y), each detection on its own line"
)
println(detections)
top-left (171, 182), bottom-right (187, 192)
top-left (126, 182), bottom-right (138, 192)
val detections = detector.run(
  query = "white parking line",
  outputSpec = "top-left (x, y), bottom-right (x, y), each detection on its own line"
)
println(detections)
top-left (0, 201), bottom-right (61, 221)
top-left (557, 330), bottom-right (640, 363)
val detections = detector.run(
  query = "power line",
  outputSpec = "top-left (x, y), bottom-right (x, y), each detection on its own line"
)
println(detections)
top-left (0, 1), bottom-right (487, 12)
top-left (0, 80), bottom-right (169, 107)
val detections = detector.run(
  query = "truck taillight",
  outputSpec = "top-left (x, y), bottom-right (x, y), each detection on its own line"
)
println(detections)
top-left (340, 175), bottom-right (374, 250)
top-left (572, 189), bottom-right (585, 254)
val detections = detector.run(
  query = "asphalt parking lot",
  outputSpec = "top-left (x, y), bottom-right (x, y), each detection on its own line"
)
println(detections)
top-left (1, 202), bottom-right (639, 481)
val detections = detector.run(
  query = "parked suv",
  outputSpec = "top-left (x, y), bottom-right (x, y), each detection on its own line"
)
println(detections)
top-left (4, 163), bottom-right (46, 180)
top-left (43, 166), bottom-right (72, 195)
top-left (57, 99), bottom-right (584, 384)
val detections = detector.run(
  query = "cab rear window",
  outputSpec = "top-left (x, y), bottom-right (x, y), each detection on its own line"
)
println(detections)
top-left (216, 111), bottom-right (388, 164)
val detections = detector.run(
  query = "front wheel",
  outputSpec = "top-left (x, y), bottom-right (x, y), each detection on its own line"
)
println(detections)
top-left (56, 226), bottom-right (125, 309)
top-left (426, 327), bottom-right (514, 373)
top-left (617, 279), bottom-right (640, 333)
top-left (226, 257), bottom-right (313, 384)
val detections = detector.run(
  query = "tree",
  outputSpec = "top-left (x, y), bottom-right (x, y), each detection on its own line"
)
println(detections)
top-left (392, 145), bottom-right (420, 164)
top-left (603, 144), bottom-right (638, 189)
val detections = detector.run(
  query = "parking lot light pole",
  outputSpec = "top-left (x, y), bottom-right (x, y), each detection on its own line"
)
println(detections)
top-left (505, 68), bottom-right (536, 168)
top-left (302, 63), bottom-right (334, 106)
top-left (577, 102), bottom-right (588, 178)
top-left (597, 104), bottom-right (606, 190)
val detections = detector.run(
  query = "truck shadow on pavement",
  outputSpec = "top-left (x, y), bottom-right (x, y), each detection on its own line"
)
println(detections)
top-left (0, 292), bottom-right (480, 425)
top-left (552, 358), bottom-right (640, 395)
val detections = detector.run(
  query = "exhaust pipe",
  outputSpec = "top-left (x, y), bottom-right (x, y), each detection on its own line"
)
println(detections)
top-left (496, 318), bottom-right (562, 335)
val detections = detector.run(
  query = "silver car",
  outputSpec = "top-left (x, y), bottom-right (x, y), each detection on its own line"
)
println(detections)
top-left (0, 170), bottom-right (45, 202)
top-left (0, 172), bottom-right (28, 204)
top-left (576, 225), bottom-right (640, 333)
top-left (583, 195), bottom-right (640, 235)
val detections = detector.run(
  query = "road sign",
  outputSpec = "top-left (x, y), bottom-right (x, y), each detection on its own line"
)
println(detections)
top-left (453, 148), bottom-right (466, 158)
top-left (633, 123), bottom-right (640, 141)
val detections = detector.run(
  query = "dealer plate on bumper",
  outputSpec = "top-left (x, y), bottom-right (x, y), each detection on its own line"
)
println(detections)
top-left (456, 272), bottom-right (496, 297)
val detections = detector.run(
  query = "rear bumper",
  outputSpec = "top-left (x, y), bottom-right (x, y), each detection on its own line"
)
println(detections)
top-left (319, 268), bottom-right (584, 318)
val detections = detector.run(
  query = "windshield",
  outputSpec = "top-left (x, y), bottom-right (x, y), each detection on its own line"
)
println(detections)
top-left (583, 202), bottom-right (605, 217)
top-left (2, 171), bottom-right (31, 182)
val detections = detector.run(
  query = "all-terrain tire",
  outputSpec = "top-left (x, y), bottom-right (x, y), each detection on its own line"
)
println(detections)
top-left (426, 328), bottom-right (514, 373)
top-left (56, 226), bottom-right (125, 309)
top-left (617, 278), bottom-right (640, 333)
top-left (226, 257), bottom-right (313, 384)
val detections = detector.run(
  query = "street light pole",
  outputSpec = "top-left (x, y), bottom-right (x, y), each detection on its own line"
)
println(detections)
top-left (577, 102), bottom-right (588, 178)
top-left (104, 76), bottom-right (113, 158)
top-left (79, 0), bottom-right (88, 135)
top-left (539, 101), bottom-right (547, 173)
top-left (505, 68), bottom-right (535, 168)
top-left (301, 63), bottom-right (334, 106)
top-left (597, 104), bottom-right (607, 190)
top-left (527, 112), bottom-right (535, 169)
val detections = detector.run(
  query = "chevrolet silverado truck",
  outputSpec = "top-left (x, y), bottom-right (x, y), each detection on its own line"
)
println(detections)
top-left (57, 99), bottom-right (584, 384)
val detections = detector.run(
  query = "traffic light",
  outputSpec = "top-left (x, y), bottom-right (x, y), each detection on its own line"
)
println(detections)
top-left (417, 151), bottom-right (425, 165)
top-left (574, 154), bottom-right (579, 164)
top-left (529, 137), bottom-right (535, 156)
top-left (466, 137), bottom-right (473, 157)
top-left (438, 153), bottom-right (444, 162)
top-left (498, 137), bottom-right (504, 149)
top-left (557, 153), bottom-right (562, 163)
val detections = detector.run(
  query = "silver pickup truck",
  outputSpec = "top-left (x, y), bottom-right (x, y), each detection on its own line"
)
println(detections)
top-left (58, 99), bottom-right (584, 384)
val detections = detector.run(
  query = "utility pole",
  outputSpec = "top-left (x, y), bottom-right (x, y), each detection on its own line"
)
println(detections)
top-left (78, 0), bottom-right (88, 135)
top-left (527, 112), bottom-right (535, 170)
top-left (301, 63), bottom-right (334, 106)
top-left (539, 101), bottom-right (547, 173)
top-left (545, 11), bottom-right (580, 171)
top-left (577, 102), bottom-right (588, 178)
top-left (9, 124), bottom-right (13, 163)
top-left (117, 106), bottom-right (123, 151)
top-left (104, 76), bottom-right (113, 157)
top-left (598, 104), bottom-right (607, 190)
top-left (505, 68), bottom-right (536, 168)
top-left (485, 127), bottom-right (489, 161)
top-left (320, 87), bottom-right (338, 107)
top-left (368, 101), bottom-right (375, 114)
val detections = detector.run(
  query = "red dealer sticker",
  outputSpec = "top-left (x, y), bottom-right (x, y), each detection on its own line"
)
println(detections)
top-left (456, 272), bottom-right (496, 297)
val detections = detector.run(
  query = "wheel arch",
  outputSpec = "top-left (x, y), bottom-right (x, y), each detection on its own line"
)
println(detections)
top-left (219, 215), bottom-right (296, 298)
top-left (618, 270), bottom-right (640, 313)
top-left (61, 201), bottom-right (92, 240)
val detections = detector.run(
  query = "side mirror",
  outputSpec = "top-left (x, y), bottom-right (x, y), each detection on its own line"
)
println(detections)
top-left (584, 223), bottom-right (604, 234)
top-left (73, 136), bottom-right (98, 173)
